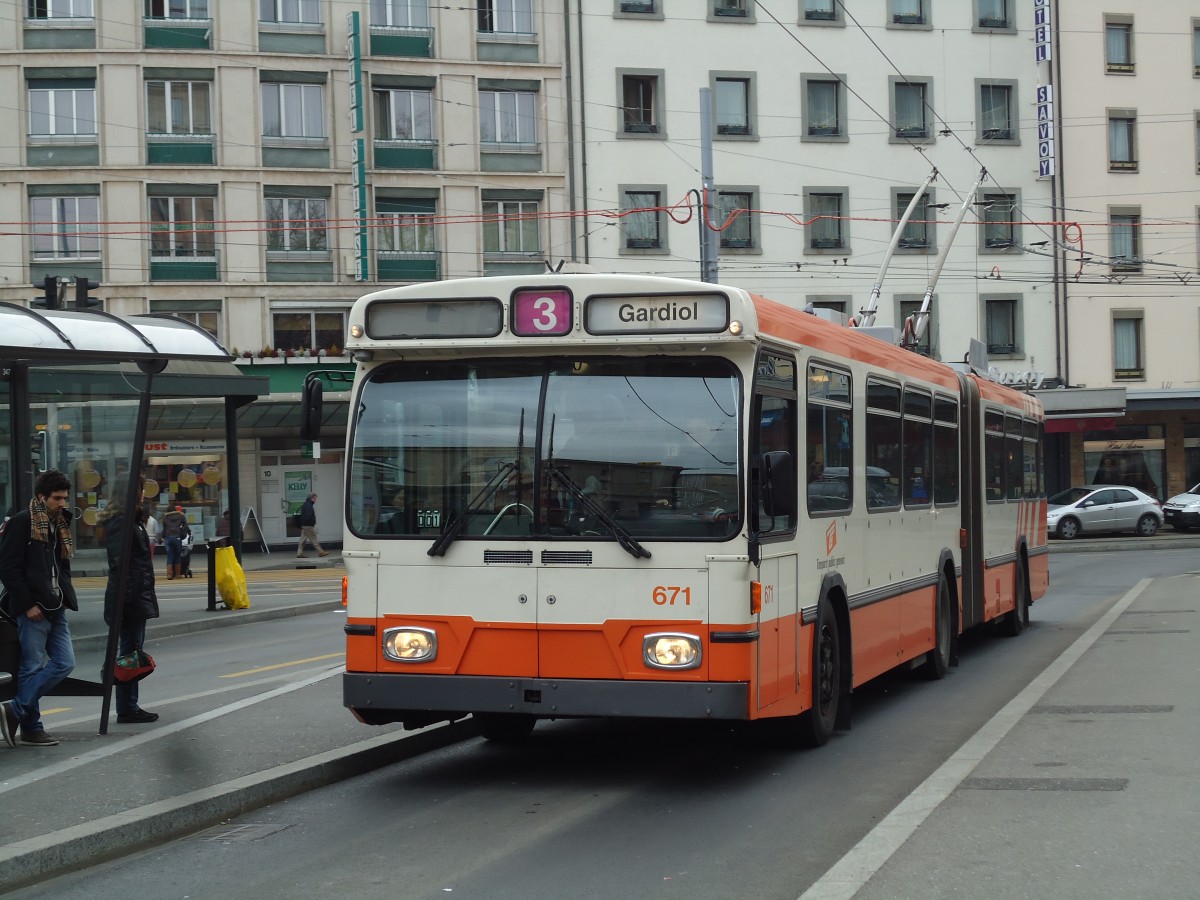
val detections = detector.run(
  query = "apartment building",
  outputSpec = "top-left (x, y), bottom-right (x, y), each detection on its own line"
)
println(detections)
top-left (1053, 2), bottom-right (1200, 499)
top-left (0, 1), bottom-right (571, 542)
top-left (566, 0), bottom-right (1056, 386)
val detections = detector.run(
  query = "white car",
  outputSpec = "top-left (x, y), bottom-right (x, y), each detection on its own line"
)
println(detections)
top-left (1161, 483), bottom-right (1200, 532)
top-left (1047, 485), bottom-right (1162, 540)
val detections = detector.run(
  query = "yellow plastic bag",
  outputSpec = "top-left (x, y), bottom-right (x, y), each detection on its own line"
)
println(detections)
top-left (214, 545), bottom-right (250, 610)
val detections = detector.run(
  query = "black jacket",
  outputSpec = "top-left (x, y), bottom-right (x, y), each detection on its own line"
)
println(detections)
top-left (102, 512), bottom-right (160, 625)
top-left (0, 509), bottom-right (79, 618)
top-left (299, 498), bottom-right (317, 527)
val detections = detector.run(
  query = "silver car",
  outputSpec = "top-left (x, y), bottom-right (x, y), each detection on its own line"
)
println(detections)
top-left (1047, 485), bottom-right (1162, 539)
top-left (1162, 483), bottom-right (1200, 532)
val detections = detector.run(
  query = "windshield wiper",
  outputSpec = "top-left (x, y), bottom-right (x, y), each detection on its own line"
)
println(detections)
top-left (545, 463), bottom-right (651, 560)
top-left (428, 461), bottom-right (517, 557)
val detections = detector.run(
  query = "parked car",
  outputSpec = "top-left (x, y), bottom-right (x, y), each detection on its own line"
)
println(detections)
top-left (1046, 485), bottom-right (1162, 539)
top-left (1161, 483), bottom-right (1200, 532)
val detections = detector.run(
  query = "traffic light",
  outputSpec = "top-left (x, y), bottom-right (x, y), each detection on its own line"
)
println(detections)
top-left (32, 431), bottom-right (46, 472)
top-left (74, 276), bottom-right (100, 309)
top-left (32, 276), bottom-right (61, 309)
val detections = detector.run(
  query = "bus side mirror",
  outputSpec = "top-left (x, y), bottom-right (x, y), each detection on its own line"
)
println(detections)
top-left (760, 450), bottom-right (796, 520)
top-left (300, 376), bottom-right (324, 441)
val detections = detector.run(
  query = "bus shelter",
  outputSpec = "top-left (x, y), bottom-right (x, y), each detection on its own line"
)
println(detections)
top-left (0, 303), bottom-right (267, 731)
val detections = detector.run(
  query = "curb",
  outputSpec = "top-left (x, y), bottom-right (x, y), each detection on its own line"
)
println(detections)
top-left (70, 600), bottom-right (344, 653)
top-left (1047, 535), bottom-right (1200, 553)
top-left (0, 719), bottom-right (477, 894)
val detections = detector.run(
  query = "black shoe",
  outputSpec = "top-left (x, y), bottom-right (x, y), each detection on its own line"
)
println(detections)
top-left (21, 729), bottom-right (60, 747)
top-left (117, 709), bottom-right (160, 724)
top-left (0, 701), bottom-right (17, 749)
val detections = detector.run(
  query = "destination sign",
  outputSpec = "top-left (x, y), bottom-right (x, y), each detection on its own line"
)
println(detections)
top-left (367, 298), bottom-right (503, 339)
top-left (585, 293), bottom-right (729, 335)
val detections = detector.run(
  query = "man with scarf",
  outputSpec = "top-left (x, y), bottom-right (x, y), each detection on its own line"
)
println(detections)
top-left (0, 470), bottom-right (77, 748)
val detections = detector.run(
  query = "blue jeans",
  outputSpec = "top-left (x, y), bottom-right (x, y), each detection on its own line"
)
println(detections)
top-left (12, 611), bottom-right (76, 734)
top-left (164, 536), bottom-right (183, 565)
top-left (116, 618), bottom-right (148, 716)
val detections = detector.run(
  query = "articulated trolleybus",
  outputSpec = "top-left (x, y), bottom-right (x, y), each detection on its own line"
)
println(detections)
top-left (339, 273), bottom-right (1047, 745)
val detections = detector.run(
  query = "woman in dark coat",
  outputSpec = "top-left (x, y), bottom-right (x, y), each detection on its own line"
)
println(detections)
top-left (99, 474), bottom-right (160, 724)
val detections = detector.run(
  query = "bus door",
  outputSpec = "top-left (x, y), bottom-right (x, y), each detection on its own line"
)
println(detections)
top-left (754, 552), bottom-right (798, 709)
top-left (535, 562), bottom-right (709, 680)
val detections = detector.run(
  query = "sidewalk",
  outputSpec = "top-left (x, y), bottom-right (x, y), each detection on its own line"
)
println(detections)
top-left (806, 574), bottom-right (1200, 899)
top-left (2, 568), bottom-right (1196, 894)
top-left (64, 547), bottom-right (346, 652)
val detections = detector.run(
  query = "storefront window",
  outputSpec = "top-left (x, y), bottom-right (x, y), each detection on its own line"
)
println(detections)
top-left (1083, 423), bottom-right (1164, 500)
top-left (144, 441), bottom-right (228, 542)
top-left (1185, 423), bottom-right (1200, 489)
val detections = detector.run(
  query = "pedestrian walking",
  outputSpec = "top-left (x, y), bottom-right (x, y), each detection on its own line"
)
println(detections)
top-left (0, 470), bottom-right (77, 748)
top-left (160, 505), bottom-right (188, 579)
top-left (98, 475), bottom-right (160, 725)
top-left (296, 493), bottom-right (328, 558)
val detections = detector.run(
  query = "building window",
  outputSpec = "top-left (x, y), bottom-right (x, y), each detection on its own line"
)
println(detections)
top-left (1110, 210), bottom-right (1141, 273)
top-left (802, 75), bottom-right (845, 140)
top-left (889, 0), bottom-right (927, 27)
top-left (151, 301), bottom-right (221, 340)
top-left (978, 82), bottom-right (1016, 142)
top-left (147, 80), bottom-right (211, 135)
top-left (478, 0), bottom-right (533, 34)
top-left (1112, 313), bottom-right (1144, 379)
top-left (378, 203), bottom-right (436, 253)
top-left (981, 190), bottom-right (1019, 251)
top-left (150, 194), bottom-right (214, 258)
top-left (1194, 21), bottom-right (1200, 77)
top-left (483, 200), bottom-right (539, 253)
top-left (985, 296), bottom-right (1020, 355)
top-left (272, 309), bottom-right (346, 354)
top-left (805, 189), bottom-right (847, 252)
top-left (891, 79), bottom-right (931, 141)
top-left (259, 0), bottom-right (321, 24)
top-left (146, 0), bottom-right (207, 18)
top-left (617, 0), bottom-right (658, 14)
top-left (712, 0), bottom-right (749, 18)
top-left (265, 196), bottom-right (327, 254)
top-left (620, 72), bottom-right (661, 134)
top-left (374, 88), bottom-right (433, 141)
top-left (620, 188), bottom-right (666, 251)
top-left (809, 296), bottom-right (849, 317)
top-left (371, 0), bottom-right (429, 27)
top-left (894, 189), bottom-right (933, 250)
top-left (261, 83), bottom-right (325, 139)
top-left (714, 76), bottom-right (753, 136)
top-left (479, 90), bottom-right (538, 148)
top-left (717, 189), bottom-right (755, 250)
top-left (28, 82), bottom-right (96, 137)
top-left (31, 195), bottom-right (99, 259)
top-left (1105, 18), bottom-right (1134, 73)
top-left (1108, 111), bottom-right (1137, 171)
top-left (27, 0), bottom-right (93, 18)
top-left (898, 297), bottom-right (935, 356)
top-left (803, 0), bottom-right (841, 23)
top-left (976, 0), bottom-right (1011, 29)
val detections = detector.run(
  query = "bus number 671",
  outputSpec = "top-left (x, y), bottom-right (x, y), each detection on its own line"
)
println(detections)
top-left (653, 586), bottom-right (692, 606)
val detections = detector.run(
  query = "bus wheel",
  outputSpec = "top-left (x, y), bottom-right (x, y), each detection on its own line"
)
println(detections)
top-left (475, 713), bottom-right (537, 743)
top-left (919, 572), bottom-right (952, 680)
top-left (796, 600), bottom-right (841, 748)
top-left (1001, 560), bottom-right (1029, 637)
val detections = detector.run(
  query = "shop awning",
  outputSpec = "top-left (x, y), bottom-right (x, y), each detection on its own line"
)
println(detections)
top-left (1033, 386), bottom-right (1125, 433)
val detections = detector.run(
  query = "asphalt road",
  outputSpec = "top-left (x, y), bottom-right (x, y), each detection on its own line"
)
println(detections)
top-left (8, 547), bottom-right (1197, 900)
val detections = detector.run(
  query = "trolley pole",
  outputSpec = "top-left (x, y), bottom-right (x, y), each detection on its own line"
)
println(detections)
top-left (699, 88), bottom-right (719, 284)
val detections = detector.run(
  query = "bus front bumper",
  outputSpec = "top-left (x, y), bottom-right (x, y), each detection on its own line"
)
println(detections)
top-left (344, 672), bottom-right (749, 723)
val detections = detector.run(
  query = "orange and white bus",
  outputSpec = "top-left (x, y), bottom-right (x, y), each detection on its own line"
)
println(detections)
top-left (335, 273), bottom-right (1047, 745)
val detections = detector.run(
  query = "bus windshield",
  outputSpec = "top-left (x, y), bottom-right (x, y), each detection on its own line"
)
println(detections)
top-left (348, 356), bottom-right (741, 543)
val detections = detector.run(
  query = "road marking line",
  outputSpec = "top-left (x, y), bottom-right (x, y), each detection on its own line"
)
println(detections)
top-left (0, 666), bottom-right (342, 797)
top-left (220, 653), bottom-right (344, 678)
top-left (798, 578), bottom-right (1153, 900)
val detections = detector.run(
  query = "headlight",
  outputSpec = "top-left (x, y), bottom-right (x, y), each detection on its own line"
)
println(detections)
top-left (382, 627), bottom-right (437, 662)
top-left (643, 633), bottom-right (701, 670)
